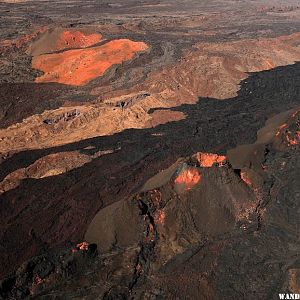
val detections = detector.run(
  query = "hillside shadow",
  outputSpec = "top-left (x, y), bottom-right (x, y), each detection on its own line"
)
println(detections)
top-left (1, 61), bottom-right (299, 180)
top-left (0, 61), bottom-right (299, 278)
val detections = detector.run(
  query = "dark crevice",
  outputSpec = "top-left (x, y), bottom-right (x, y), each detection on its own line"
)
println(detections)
top-left (129, 199), bottom-right (158, 292)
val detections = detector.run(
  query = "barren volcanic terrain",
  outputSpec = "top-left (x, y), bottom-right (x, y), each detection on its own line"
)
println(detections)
top-left (0, 0), bottom-right (300, 299)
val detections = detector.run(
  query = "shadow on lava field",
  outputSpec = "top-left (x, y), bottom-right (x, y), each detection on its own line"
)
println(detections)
top-left (0, 62), bottom-right (299, 279)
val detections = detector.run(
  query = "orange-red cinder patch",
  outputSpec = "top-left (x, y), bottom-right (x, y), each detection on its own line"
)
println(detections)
top-left (195, 152), bottom-right (226, 167)
top-left (175, 168), bottom-right (201, 190)
top-left (72, 241), bottom-right (89, 252)
top-left (286, 131), bottom-right (300, 146)
top-left (276, 123), bottom-right (287, 137)
top-left (77, 241), bottom-right (89, 251)
top-left (154, 210), bottom-right (166, 225)
top-left (240, 171), bottom-right (252, 186)
top-left (32, 39), bottom-right (148, 86)
top-left (56, 31), bottom-right (102, 50)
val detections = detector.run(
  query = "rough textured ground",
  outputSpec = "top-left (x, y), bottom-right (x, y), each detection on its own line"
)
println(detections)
top-left (0, 0), bottom-right (299, 299)
top-left (32, 39), bottom-right (148, 85)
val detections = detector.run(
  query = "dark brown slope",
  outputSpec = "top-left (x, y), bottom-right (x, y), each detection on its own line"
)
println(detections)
top-left (0, 62), bottom-right (299, 299)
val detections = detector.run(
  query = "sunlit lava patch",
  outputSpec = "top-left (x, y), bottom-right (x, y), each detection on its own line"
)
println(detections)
top-left (194, 152), bottom-right (226, 167)
top-left (240, 171), bottom-right (252, 186)
top-left (286, 131), bottom-right (300, 146)
top-left (154, 210), bottom-right (166, 225)
top-left (72, 241), bottom-right (89, 252)
top-left (32, 39), bottom-right (148, 85)
top-left (274, 110), bottom-right (300, 146)
top-left (240, 170), bottom-right (260, 197)
top-left (56, 30), bottom-right (102, 51)
top-left (175, 167), bottom-right (201, 190)
top-left (275, 123), bottom-right (287, 136)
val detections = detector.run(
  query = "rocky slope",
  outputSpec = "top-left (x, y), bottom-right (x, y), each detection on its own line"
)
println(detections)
top-left (0, 0), bottom-right (299, 299)
top-left (1, 97), bottom-right (299, 299)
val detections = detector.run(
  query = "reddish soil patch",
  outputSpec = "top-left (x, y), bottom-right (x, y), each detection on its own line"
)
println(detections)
top-left (274, 110), bottom-right (300, 147)
top-left (240, 171), bottom-right (253, 186)
top-left (194, 152), bottom-right (226, 167)
top-left (27, 28), bottom-right (103, 56)
top-left (56, 30), bottom-right (102, 51)
top-left (174, 168), bottom-right (201, 190)
top-left (32, 39), bottom-right (148, 85)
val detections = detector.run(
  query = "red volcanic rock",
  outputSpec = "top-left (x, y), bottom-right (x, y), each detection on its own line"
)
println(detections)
top-left (275, 123), bottom-right (288, 136)
top-left (286, 130), bottom-right (300, 146)
top-left (174, 166), bottom-right (201, 190)
top-left (194, 152), bottom-right (226, 167)
top-left (73, 242), bottom-right (89, 252)
top-left (240, 171), bottom-right (252, 186)
top-left (56, 30), bottom-right (102, 51)
top-left (32, 39), bottom-right (148, 85)
top-left (274, 109), bottom-right (300, 147)
top-left (154, 210), bottom-right (166, 225)
top-left (27, 28), bottom-right (102, 56)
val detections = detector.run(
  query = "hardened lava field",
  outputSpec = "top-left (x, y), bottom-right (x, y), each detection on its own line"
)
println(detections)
top-left (0, 1), bottom-right (300, 299)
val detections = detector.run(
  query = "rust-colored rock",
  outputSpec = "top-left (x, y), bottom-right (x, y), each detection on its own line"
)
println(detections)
top-left (32, 39), bottom-right (148, 85)
top-left (56, 30), bottom-right (102, 51)
top-left (274, 109), bottom-right (300, 147)
top-left (194, 152), bottom-right (226, 167)
top-left (154, 210), bottom-right (166, 225)
top-left (174, 167), bottom-right (201, 190)
top-left (240, 171), bottom-right (253, 186)
top-left (27, 28), bottom-right (102, 56)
